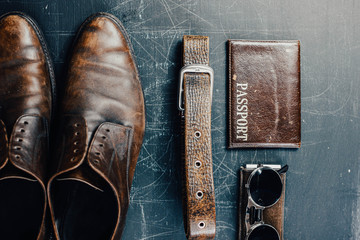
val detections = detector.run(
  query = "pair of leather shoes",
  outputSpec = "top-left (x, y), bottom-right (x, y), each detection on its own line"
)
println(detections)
top-left (0, 12), bottom-right (145, 240)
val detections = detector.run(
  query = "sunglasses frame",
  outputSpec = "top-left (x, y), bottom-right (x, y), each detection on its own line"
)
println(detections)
top-left (245, 223), bottom-right (280, 240)
top-left (244, 165), bottom-right (286, 240)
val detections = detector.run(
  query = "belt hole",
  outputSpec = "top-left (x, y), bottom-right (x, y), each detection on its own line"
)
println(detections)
top-left (195, 161), bottom-right (202, 168)
top-left (24, 121), bottom-right (29, 125)
top-left (198, 221), bottom-right (206, 229)
top-left (18, 138), bottom-right (23, 142)
top-left (99, 143), bottom-right (104, 147)
top-left (20, 129), bottom-right (25, 133)
top-left (105, 129), bottom-right (110, 132)
top-left (102, 136), bottom-right (106, 139)
top-left (194, 131), bottom-right (201, 138)
top-left (196, 191), bottom-right (203, 199)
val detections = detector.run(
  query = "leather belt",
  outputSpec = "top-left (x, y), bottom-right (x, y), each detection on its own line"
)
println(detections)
top-left (178, 35), bottom-right (216, 240)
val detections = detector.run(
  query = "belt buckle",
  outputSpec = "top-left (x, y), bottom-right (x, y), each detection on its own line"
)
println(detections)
top-left (177, 64), bottom-right (214, 111)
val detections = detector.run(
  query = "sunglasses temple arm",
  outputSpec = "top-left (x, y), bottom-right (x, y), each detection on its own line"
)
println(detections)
top-left (277, 164), bottom-right (289, 174)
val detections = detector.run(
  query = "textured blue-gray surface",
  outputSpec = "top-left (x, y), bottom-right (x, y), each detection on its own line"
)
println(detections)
top-left (0, 0), bottom-right (359, 239)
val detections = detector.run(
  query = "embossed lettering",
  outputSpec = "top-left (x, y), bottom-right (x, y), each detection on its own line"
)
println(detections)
top-left (236, 83), bottom-right (248, 141)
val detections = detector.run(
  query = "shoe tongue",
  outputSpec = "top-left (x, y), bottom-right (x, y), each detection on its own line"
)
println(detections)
top-left (56, 164), bottom-right (105, 192)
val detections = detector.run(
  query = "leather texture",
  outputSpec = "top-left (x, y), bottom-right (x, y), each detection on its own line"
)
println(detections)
top-left (228, 40), bottom-right (301, 148)
top-left (182, 35), bottom-right (216, 240)
top-left (0, 12), bottom-right (54, 240)
top-left (238, 168), bottom-right (286, 240)
top-left (47, 12), bottom-right (145, 240)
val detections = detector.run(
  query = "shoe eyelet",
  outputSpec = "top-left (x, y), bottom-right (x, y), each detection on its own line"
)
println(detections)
top-left (24, 121), bottom-right (29, 125)
top-left (74, 149), bottom-right (79, 153)
top-left (75, 132), bottom-right (80, 136)
top-left (74, 123), bottom-right (80, 127)
top-left (95, 152), bottom-right (100, 156)
top-left (105, 129), bottom-right (110, 132)
top-left (93, 159), bottom-right (100, 164)
top-left (15, 147), bottom-right (21, 150)
top-left (15, 155), bottom-right (20, 159)
top-left (99, 143), bottom-right (104, 147)
top-left (102, 136), bottom-right (106, 139)
top-left (74, 141), bottom-right (78, 145)
top-left (20, 129), bottom-right (25, 133)
top-left (70, 157), bottom-right (75, 162)
top-left (18, 138), bottom-right (23, 142)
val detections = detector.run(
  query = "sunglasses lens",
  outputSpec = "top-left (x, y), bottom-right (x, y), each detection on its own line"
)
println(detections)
top-left (248, 224), bottom-right (280, 240)
top-left (249, 168), bottom-right (282, 207)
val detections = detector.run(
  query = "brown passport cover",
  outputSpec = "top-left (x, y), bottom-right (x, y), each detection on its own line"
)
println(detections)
top-left (228, 40), bottom-right (301, 148)
top-left (238, 168), bottom-right (286, 240)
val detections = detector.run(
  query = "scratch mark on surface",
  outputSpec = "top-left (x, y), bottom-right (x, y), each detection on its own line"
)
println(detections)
top-left (168, 0), bottom-right (216, 27)
top-left (301, 140), bottom-right (329, 147)
top-left (216, 220), bottom-right (236, 232)
top-left (140, 204), bottom-right (147, 238)
top-left (131, 172), bottom-right (166, 201)
top-left (217, 1), bottom-right (228, 39)
top-left (160, 0), bottom-right (176, 29)
top-left (129, 35), bottom-right (157, 63)
top-left (131, 199), bottom-right (175, 204)
top-left (302, 83), bottom-right (333, 100)
top-left (161, 19), bottom-right (188, 36)
top-left (213, 152), bottom-right (228, 174)
top-left (139, 229), bottom-right (182, 240)
top-left (213, 157), bottom-right (237, 177)
top-left (107, 0), bottom-right (136, 12)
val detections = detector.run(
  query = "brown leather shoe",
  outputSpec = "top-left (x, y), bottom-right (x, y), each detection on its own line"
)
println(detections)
top-left (0, 12), bottom-right (54, 240)
top-left (47, 13), bottom-right (145, 240)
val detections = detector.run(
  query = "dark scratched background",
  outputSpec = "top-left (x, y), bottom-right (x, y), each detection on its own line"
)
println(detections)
top-left (0, 0), bottom-right (359, 239)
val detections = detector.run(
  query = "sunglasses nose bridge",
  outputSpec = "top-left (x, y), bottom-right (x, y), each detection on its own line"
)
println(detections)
top-left (249, 206), bottom-right (263, 225)
top-left (245, 197), bottom-right (266, 233)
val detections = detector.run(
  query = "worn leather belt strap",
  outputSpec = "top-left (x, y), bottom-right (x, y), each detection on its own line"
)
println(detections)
top-left (180, 35), bottom-right (216, 240)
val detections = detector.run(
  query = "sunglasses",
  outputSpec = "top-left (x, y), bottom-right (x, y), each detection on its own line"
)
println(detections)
top-left (245, 165), bottom-right (288, 240)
